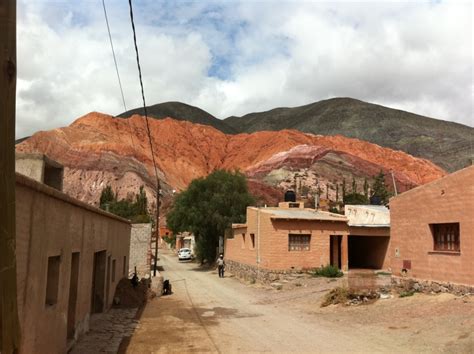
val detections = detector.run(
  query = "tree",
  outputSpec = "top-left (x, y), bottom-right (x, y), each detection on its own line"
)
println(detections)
top-left (343, 192), bottom-right (369, 205)
top-left (99, 185), bottom-right (151, 223)
top-left (342, 178), bottom-right (347, 198)
top-left (363, 178), bottom-right (369, 199)
top-left (371, 171), bottom-right (391, 205)
top-left (99, 185), bottom-right (116, 210)
top-left (167, 170), bottom-right (254, 263)
top-left (351, 177), bottom-right (357, 193)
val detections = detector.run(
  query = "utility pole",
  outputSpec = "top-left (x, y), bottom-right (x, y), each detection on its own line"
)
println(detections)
top-left (0, 1), bottom-right (21, 352)
top-left (153, 180), bottom-right (160, 277)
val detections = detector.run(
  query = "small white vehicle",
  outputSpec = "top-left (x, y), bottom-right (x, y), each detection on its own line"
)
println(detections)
top-left (178, 248), bottom-right (192, 261)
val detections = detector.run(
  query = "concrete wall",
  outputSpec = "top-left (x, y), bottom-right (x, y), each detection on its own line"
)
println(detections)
top-left (390, 166), bottom-right (474, 286)
top-left (15, 173), bottom-right (131, 354)
top-left (129, 223), bottom-right (152, 277)
top-left (15, 153), bottom-right (64, 190)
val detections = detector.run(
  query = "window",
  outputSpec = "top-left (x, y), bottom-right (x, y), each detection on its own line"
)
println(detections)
top-left (45, 256), bottom-right (61, 306)
top-left (241, 233), bottom-right (246, 249)
top-left (112, 259), bottom-right (116, 282)
top-left (431, 223), bottom-right (460, 252)
top-left (288, 234), bottom-right (311, 251)
top-left (250, 234), bottom-right (255, 249)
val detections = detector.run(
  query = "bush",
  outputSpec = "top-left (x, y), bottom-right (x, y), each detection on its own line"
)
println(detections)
top-left (399, 290), bottom-right (415, 298)
top-left (321, 287), bottom-right (350, 307)
top-left (311, 264), bottom-right (344, 278)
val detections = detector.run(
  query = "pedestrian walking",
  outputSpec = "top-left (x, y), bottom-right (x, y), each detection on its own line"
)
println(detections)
top-left (217, 254), bottom-right (225, 278)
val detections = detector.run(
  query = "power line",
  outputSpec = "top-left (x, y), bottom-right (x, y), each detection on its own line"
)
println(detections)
top-left (102, 0), bottom-right (138, 162)
top-left (101, 0), bottom-right (127, 112)
top-left (127, 0), bottom-right (161, 277)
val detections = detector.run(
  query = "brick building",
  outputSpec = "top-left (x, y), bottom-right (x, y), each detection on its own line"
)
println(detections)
top-left (225, 201), bottom-right (390, 281)
top-left (390, 165), bottom-right (474, 286)
top-left (15, 154), bottom-right (131, 353)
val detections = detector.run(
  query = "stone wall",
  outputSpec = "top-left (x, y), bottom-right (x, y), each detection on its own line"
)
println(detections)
top-left (129, 223), bottom-right (152, 278)
top-left (392, 276), bottom-right (474, 296)
top-left (226, 259), bottom-right (311, 283)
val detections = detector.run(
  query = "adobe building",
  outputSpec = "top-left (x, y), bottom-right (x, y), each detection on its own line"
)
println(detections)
top-left (15, 152), bottom-right (64, 190)
top-left (14, 154), bottom-right (131, 353)
top-left (390, 165), bottom-right (474, 287)
top-left (225, 202), bottom-right (390, 281)
top-left (225, 201), bottom-right (390, 282)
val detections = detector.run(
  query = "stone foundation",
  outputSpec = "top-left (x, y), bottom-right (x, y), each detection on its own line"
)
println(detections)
top-left (392, 276), bottom-right (474, 296)
top-left (226, 260), bottom-right (312, 283)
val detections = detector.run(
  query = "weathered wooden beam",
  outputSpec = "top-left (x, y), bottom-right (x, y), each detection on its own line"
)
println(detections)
top-left (0, 1), bottom-right (21, 353)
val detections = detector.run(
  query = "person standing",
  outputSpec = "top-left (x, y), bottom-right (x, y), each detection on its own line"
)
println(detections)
top-left (217, 254), bottom-right (225, 278)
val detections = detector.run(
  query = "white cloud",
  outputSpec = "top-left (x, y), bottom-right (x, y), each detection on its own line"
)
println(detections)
top-left (16, 0), bottom-right (473, 138)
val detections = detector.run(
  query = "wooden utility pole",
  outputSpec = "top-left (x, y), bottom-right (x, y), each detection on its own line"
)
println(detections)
top-left (153, 181), bottom-right (160, 277)
top-left (0, 1), bottom-right (21, 353)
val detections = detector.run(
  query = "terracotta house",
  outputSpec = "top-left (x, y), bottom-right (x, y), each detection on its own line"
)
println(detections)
top-left (390, 165), bottom-right (474, 286)
top-left (225, 201), bottom-right (390, 280)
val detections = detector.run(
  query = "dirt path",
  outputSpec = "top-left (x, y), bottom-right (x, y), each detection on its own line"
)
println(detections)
top-left (125, 252), bottom-right (473, 353)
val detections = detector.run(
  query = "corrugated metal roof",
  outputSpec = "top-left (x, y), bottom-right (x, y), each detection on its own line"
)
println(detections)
top-left (264, 208), bottom-right (347, 222)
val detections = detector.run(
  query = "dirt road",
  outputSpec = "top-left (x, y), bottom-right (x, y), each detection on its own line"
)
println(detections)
top-left (125, 252), bottom-right (473, 353)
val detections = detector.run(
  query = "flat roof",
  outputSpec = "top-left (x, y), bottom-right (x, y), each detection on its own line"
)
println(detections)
top-left (263, 208), bottom-right (348, 222)
top-left (232, 223), bottom-right (247, 229)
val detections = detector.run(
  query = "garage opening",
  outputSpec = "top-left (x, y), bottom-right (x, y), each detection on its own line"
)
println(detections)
top-left (348, 236), bottom-right (389, 269)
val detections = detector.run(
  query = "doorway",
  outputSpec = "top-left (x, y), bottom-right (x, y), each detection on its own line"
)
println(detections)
top-left (330, 235), bottom-right (342, 269)
top-left (67, 252), bottom-right (80, 339)
top-left (91, 250), bottom-right (106, 313)
top-left (348, 236), bottom-right (389, 269)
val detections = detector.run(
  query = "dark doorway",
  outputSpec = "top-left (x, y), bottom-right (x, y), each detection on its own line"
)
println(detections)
top-left (330, 235), bottom-right (342, 269)
top-left (348, 236), bottom-right (389, 269)
top-left (67, 252), bottom-right (80, 339)
top-left (105, 255), bottom-right (111, 309)
top-left (91, 250), bottom-right (106, 313)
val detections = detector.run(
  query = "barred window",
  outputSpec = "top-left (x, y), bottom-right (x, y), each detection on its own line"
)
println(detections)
top-left (288, 234), bottom-right (311, 251)
top-left (431, 223), bottom-right (460, 252)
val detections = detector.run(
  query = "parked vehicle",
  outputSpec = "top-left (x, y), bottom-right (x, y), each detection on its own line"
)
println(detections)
top-left (178, 248), bottom-right (192, 261)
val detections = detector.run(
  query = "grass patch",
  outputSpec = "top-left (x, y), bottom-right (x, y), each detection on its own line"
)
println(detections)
top-left (311, 265), bottom-right (343, 278)
top-left (399, 290), bottom-right (415, 298)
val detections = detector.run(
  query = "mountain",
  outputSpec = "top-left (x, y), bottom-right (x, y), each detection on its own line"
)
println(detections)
top-left (16, 112), bottom-right (445, 209)
top-left (224, 97), bottom-right (473, 172)
top-left (118, 101), bottom-right (237, 134)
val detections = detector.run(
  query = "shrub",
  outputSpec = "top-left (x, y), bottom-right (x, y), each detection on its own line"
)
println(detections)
top-left (399, 290), bottom-right (415, 298)
top-left (321, 287), bottom-right (349, 307)
top-left (311, 264), bottom-right (343, 278)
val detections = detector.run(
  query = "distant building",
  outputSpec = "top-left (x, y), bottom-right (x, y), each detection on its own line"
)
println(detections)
top-left (225, 201), bottom-right (390, 281)
top-left (15, 155), bottom-right (131, 353)
top-left (15, 152), bottom-right (64, 190)
top-left (390, 166), bottom-right (474, 286)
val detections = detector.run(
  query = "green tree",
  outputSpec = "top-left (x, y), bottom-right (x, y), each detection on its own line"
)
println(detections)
top-left (343, 192), bottom-right (369, 205)
top-left (99, 185), bottom-right (116, 209)
top-left (351, 177), bottom-right (357, 193)
top-left (167, 170), bottom-right (254, 263)
top-left (342, 178), bottom-right (347, 198)
top-left (371, 171), bottom-right (391, 205)
top-left (99, 185), bottom-right (151, 223)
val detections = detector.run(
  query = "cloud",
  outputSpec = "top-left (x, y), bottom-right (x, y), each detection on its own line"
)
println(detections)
top-left (16, 0), bottom-right (473, 138)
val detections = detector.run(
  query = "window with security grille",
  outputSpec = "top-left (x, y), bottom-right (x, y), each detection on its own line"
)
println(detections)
top-left (431, 223), bottom-right (460, 252)
top-left (288, 234), bottom-right (311, 251)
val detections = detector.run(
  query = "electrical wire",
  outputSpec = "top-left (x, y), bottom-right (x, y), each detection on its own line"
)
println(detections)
top-left (102, 0), bottom-right (127, 113)
top-left (127, 0), bottom-right (161, 276)
top-left (102, 0), bottom-right (137, 154)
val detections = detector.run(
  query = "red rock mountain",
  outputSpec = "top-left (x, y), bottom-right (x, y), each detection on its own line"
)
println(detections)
top-left (16, 112), bottom-right (446, 207)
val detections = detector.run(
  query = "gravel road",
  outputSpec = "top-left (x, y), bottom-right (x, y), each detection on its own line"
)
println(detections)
top-left (125, 252), bottom-right (413, 353)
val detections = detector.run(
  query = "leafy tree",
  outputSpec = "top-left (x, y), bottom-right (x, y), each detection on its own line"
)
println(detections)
top-left (99, 185), bottom-right (116, 209)
top-left (99, 185), bottom-right (151, 223)
top-left (371, 171), bottom-right (391, 205)
top-left (167, 170), bottom-right (254, 263)
top-left (343, 192), bottom-right (369, 205)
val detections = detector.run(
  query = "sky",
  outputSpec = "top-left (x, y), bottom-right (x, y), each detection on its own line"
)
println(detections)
top-left (16, 0), bottom-right (473, 138)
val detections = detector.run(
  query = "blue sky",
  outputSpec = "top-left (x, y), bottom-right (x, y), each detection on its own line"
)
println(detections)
top-left (16, 0), bottom-right (473, 137)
